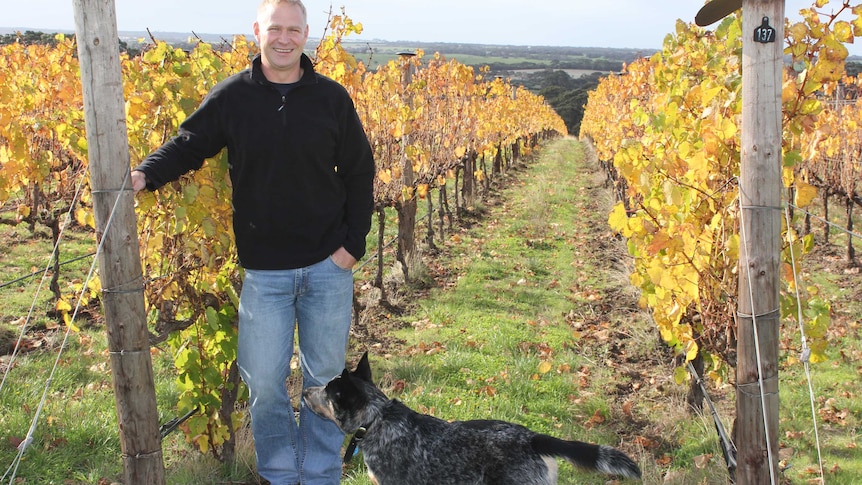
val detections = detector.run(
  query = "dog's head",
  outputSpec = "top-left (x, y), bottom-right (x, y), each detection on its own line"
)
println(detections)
top-left (303, 351), bottom-right (381, 434)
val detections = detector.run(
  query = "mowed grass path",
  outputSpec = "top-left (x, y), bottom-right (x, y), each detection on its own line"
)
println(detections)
top-left (341, 137), bottom-right (713, 484)
top-left (348, 137), bottom-right (861, 485)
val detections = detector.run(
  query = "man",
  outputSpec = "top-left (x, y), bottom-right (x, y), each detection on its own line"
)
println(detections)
top-left (131, 1), bottom-right (375, 483)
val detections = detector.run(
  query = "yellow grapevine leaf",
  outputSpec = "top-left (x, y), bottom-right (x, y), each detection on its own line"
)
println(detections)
top-left (416, 184), bottom-right (429, 199)
top-left (853, 15), bottom-right (862, 37)
top-left (673, 365), bottom-right (688, 384)
top-left (684, 340), bottom-right (699, 362)
top-left (377, 169), bottom-right (392, 184)
top-left (62, 312), bottom-right (80, 332)
top-left (720, 118), bottom-right (737, 140)
top-left (56, 299), bottom-right (72, 312)
top-left (794, 181), bottom-right (818, 208)
top-left (537, 361), bottom-right (553, 374)
top-left (608, 203), bottom-right (630, 236)
top-left (782, 262), bottom-right (797, 291)
top-left (725, 234), bottom-right (740, 261)
top-left (401, 186), bottom-right (414, 201)
top-left (75, 208), bottom-right (95, 228)
top-left (833, 21), bottom-right (853, 43)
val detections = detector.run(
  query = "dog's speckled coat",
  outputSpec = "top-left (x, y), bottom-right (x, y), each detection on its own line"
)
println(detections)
top-left (303, 353), bottom-right (641, 485)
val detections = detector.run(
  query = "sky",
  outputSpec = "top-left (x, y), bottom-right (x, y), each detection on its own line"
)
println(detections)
top-left (2, 0), bottom-right (860, 54)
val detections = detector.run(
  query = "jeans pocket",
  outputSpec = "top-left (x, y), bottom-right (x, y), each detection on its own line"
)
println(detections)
top-left (328, 255), bottom-right (353, 272)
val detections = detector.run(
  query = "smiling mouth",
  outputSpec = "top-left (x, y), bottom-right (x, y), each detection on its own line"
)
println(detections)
top-left (273, 47), bottom-right (294, 54)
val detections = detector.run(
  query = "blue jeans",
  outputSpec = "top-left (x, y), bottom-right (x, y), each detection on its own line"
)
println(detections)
top-left (237, 257), bottom-right (354, 485)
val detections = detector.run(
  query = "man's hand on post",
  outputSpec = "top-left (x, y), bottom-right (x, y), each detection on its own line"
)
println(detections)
top-left (131, 170), bottom-right (147, 193)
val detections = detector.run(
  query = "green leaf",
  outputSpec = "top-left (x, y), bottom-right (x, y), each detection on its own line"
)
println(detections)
top-left (206, 306), bottom-right (220, 331)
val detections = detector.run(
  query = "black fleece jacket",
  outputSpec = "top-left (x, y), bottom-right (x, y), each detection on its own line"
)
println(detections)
top-left (134, 54), bottom-right (375, 270)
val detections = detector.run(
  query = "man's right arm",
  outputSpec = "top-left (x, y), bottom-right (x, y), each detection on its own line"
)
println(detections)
top-left (132, 91), bottom-right (227, 193)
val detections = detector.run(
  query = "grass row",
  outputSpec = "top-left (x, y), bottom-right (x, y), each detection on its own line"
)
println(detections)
top-left (343, 138), bottom-right (709, 484)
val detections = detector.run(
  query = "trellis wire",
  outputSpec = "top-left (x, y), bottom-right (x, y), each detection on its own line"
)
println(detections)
top-left (783, 202), bottom-right (826, 482)
top-left (0, 169), bottom-right (88, 398)
top-left (2, 172), bottom-right (128, 484)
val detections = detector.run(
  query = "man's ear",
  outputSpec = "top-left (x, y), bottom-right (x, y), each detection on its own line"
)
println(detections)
top-left (353, 351), bottom-right (373, 382)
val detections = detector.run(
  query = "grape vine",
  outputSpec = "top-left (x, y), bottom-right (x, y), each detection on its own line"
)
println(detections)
top-left (0, 12), bottom-right (565, 458)
top-left (581, 1), bottom-right (861, 380)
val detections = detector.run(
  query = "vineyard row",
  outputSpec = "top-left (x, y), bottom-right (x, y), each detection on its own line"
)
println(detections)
top-left (0, 15), bottom-right (566, 457)
top-left (579, 3), bottom-right (862, 375)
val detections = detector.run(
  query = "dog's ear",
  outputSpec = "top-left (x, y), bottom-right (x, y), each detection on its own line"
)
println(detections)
top-left (353, 351), bottom-right (373, 382)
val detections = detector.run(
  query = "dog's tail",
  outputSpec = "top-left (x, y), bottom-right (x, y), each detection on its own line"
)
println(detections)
top-left (531, 434), bottom-right (641, 479)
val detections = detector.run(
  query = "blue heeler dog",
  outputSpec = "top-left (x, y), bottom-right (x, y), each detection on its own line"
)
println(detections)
top-left (303, 352), bottom-right (642, 484)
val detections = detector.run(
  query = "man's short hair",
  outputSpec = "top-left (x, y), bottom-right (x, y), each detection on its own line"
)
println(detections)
top-left (258, 0), bottom-right (307, 23)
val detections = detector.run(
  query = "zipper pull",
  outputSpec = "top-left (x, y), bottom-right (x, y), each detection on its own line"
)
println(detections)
top-left (278, 94), bottom-right (286, 112)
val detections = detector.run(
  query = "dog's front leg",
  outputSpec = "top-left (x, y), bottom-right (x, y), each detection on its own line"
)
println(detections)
top-left (367, 469), bottom-right (380, 485)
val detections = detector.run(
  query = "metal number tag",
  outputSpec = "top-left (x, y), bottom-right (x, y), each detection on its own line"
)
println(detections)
top-left (754, 16), bottom-right (776, 43)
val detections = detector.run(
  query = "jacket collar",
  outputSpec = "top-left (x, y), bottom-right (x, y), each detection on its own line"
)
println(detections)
top-left (250, 52), bottom-right (317, 86)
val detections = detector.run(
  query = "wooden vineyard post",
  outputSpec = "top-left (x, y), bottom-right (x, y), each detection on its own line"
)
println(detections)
top-left (396, 52), bottom-right (417, 280)
top-left (72, 0), bottom-right (166, 483)
top-left (737, 1), bottom-right (784, 483)
top-left (737, 1), bottom-right (783, 483)
top-left (696, 0), bottom-right (783, 483)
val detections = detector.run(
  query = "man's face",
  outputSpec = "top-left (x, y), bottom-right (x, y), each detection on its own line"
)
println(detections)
top-left (254, 2), bottom-right (309, 81)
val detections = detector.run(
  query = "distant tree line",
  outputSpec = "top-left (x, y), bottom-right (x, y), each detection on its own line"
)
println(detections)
top-left (0, 30), bottom-right (63, 46)
top-left (401, 41), bottom-right (647, 65)
top-left (1, 30), bottom-right (142, 56)
top-left (509, 69), bottom-right (603, 135)
top-left (483, 58), bottom-right (623, 73)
